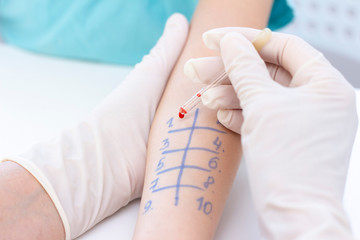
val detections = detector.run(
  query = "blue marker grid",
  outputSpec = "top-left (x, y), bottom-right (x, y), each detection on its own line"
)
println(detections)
top-left (153, 109), bottom-right (226, 206)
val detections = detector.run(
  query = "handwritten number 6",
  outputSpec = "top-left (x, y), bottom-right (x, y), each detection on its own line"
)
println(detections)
top-left (208, 157), bottom-right (219, 169)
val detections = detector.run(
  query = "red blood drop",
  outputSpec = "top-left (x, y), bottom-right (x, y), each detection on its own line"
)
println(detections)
top-left (179, 112), bottom-right (185, 118)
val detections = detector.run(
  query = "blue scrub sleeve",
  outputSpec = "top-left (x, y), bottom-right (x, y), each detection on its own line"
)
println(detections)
top-left (0, 0), bottom-right (293, 65)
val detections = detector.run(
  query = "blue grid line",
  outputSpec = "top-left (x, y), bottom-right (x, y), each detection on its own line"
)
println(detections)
top-left (162, 147), bottom-right (218, 155)
top-left (174, 108), bottom-right (199, 206)
top-left (156, 165), bottom-right (211, 175)
top-left (168, 126), bottom-right (227, 134)
top-left (152, 184), bottom-right (204, 193)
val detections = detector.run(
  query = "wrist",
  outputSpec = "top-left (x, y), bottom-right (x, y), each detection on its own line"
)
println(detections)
top-left (0, 161), bottom-right (65, 239)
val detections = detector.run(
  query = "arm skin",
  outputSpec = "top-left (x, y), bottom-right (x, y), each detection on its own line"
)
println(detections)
top-left (133, 0), bottom-right (273, 239)
top-left (0, 1), bottom-right (272, 239)
top-left (0, 161), bottom-right (65, 240)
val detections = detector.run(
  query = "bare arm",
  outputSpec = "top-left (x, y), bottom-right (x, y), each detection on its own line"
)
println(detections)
top-left (133, 0), bottom-right (273, 239)
top-left (0, 161), bottom-right (64, 240)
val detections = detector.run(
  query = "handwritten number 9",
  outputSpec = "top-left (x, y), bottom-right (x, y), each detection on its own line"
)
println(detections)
top-left (143, 200), bottom-right (152, 214)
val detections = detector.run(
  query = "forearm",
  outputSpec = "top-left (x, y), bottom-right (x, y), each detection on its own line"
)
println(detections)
top-left (185, 0), bottom-right (273, 59)
top-left (0, 161), bottom-right (64, 240)
top-left (134, 1), bottom-right (273, 239)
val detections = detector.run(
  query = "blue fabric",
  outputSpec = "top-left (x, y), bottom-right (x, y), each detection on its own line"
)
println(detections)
top-left (0, 0), bottom-right (293, 65)
top-left (269, 0), bottom-right (294, 30)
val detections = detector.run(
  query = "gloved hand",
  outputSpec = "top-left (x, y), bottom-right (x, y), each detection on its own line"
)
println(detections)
top-left (2, 14), bottom-right (188, 240)
top-left (184, 33), bottom-right (292, 133)
top-left (186, 27), bottom-right (358, 239)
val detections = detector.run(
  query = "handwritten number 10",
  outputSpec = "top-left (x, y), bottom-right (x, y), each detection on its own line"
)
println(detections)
top-left (196, 197), bottom-right (212, 215)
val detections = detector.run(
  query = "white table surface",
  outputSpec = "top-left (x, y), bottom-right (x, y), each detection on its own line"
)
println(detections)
top-left (0, 43), bottom-right (359, 239)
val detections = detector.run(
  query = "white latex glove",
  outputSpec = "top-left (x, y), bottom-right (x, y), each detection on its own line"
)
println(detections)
top-left (2, 14), bottom-right (188, 240)
top-left (184, 42), bottom-right (291, 133)
top-left (186, 28), bottom-right (358, 239)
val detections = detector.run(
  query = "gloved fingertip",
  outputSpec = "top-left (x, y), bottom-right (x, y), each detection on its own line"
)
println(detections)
top-left (201, 92), bottom-right (219, 109)
top-left (217, 109), bottom-right (231, 123)
top-left (217, 110), bottom-right (241, 134)
top-left (220, 32), bottom-right (251, 49)
top-left (165, 13), bottom-right (189, 30)
top-left (184, 59), bottom-right (201, 83)
top-left (202, 29), bottom-right (223, 51)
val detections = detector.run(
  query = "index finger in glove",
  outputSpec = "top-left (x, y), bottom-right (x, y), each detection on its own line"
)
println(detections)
top-left (201, 62), bottom-right (291, 111)
top-left (203, 27), bottom-right (322, 80)
top-left (184, 56), bottom-right (231, 85)
top-left (185, 56), bottom-right (291, 87)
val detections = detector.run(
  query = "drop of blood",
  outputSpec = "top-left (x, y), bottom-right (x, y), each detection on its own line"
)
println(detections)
top-left (179, 112), bottom-right (185, 119)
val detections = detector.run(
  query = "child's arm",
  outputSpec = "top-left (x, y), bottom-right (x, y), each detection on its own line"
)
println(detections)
top-left (133, 0), bottom-right (273, 239)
